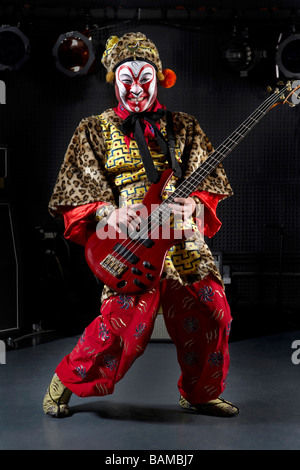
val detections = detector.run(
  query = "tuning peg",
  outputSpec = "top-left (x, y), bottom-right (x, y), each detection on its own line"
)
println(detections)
top-left (267, 86), bottom-right (272, 92)
top-left (277, 80), bottom-right (285, 85)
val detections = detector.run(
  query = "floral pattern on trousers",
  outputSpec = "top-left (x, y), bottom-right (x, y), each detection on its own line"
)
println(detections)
top-left (56, 275), bottom-right (232, 404)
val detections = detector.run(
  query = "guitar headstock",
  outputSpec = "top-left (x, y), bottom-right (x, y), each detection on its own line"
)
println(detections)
top-left (267, 80), bottom-right (300, 108)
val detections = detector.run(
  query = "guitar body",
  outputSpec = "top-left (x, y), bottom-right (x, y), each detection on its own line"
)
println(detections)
top-left (85, 169), bottom-right (193, 294)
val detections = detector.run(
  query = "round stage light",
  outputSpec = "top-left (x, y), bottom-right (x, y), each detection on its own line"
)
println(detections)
top-left (276, 34), bottom-right (300, 78)
top-left (221, 37), bottom-right (263, 77)
top-left (52, 31), bottom-right (95, 77)
top-left (0, 26), bottom-right (30, 71)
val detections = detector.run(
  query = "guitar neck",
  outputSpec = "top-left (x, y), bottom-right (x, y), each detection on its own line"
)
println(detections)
top-left (164, 85), bottom-right (288, 204)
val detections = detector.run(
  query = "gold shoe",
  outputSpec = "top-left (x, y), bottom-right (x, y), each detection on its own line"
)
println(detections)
top-left (179, 395), bottom-right (239, 418)
top-left (43, 373), bottom-right (72, 418)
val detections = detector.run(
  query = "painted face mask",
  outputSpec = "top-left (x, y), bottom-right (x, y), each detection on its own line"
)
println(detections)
top-left (115, 60), bottom-right (157, 113)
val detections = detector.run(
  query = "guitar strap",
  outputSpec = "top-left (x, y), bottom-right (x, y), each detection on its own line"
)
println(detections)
top-left (166, 110), bottom-right (182, 180)
top-left (120, 109), bottom-right (182, 183)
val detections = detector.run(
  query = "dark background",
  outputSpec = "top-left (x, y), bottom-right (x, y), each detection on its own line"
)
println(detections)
top-left (0, 0), bottom-right (299, 342)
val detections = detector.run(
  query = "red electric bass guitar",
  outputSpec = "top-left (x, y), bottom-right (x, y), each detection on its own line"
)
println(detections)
top-left (85, 81), bottom-right (300, 294)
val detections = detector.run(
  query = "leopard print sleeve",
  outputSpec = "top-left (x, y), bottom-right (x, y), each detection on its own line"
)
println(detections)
top-left (48, 117), bottom-right (117, 217)
top-left (177, 112), bottom-right (233, 198)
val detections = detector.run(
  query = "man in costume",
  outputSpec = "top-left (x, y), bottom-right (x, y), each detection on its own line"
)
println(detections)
top-left (43, 32), bottom-right (239, 418)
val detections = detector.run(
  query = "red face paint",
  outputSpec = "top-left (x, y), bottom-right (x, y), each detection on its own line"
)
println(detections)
top-left (115, 60), bottom-right (157, 113)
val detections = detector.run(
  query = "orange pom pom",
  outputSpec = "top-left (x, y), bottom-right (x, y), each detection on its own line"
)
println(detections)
top-left (158, 69), bottom-right (177, 88)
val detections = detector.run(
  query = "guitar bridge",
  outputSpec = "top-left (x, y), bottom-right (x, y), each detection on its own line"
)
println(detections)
top-left (100, 254), bottom-right (127, 278)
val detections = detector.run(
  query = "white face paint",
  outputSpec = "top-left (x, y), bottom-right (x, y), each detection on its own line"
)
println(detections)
top-left (115, 60), bottom-right (157, 113)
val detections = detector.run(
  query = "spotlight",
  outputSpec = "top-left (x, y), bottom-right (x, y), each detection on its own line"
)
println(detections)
top-left (221, 31), bottom-right (265, 77)
top-left (52, 30), bottom-right (95, 77)
top-left (0, 26), bottom-right (30, 71)
top-left (276, 34), bottom-right (300, 79)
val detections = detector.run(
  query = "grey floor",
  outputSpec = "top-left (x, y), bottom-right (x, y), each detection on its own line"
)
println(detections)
top-left (1, 329), bottom-right (300, 451)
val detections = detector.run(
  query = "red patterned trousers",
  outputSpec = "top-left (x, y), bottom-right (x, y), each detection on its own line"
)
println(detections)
top-left (56, 275), bottom-right (232, 404)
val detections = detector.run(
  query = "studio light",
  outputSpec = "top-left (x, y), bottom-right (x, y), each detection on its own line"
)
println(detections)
top-left (0, 25), bottom-right (30, 71)
top-left (52, 30), bottom-right (95, 77)
top-left (221, 35), bottom-right (265, 77)
top-left (276, 34), bottom-right (300, 79)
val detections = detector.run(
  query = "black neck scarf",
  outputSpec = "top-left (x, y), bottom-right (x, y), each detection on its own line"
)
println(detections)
top-left (120, 109), bottom-right (182, 183)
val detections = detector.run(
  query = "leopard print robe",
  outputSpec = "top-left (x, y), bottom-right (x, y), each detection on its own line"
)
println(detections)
top-left (49, 109), bottom-right (233, 300)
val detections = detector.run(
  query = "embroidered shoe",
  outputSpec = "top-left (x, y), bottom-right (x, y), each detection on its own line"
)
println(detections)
top-left (43, 373), bottom-right (73, 418)
top-left (179, 395), bottom-right (239, 417)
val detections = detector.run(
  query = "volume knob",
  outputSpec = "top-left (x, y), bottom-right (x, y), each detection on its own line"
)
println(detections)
top-left (143, 261), bottom-right (152, 269)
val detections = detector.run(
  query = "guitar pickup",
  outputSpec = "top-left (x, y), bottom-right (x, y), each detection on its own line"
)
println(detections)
top-left (113, 243), bottom-right (139, 264)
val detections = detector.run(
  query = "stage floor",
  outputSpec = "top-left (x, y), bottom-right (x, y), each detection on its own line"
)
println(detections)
top-left (1, 329), bottom-right (300, 450)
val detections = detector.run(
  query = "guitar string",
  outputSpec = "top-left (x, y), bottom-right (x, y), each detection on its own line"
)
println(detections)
top-left (105, 85), bottom-right (288, 272)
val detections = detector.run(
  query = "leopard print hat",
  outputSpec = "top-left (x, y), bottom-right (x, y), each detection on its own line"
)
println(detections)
top-left (101, 32), bottom-right (176, 88)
